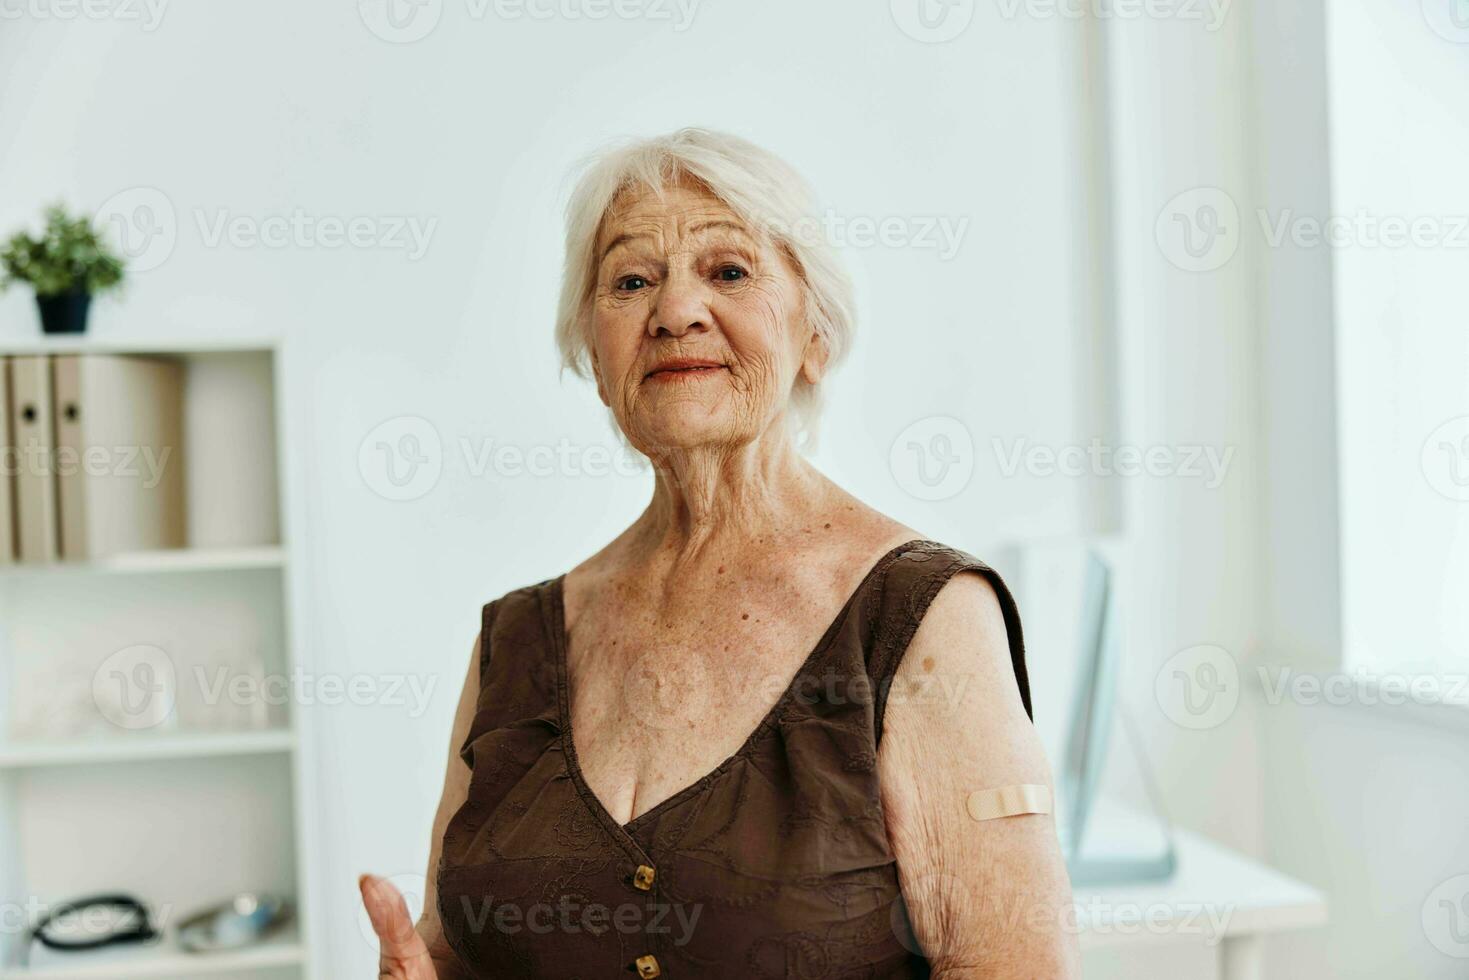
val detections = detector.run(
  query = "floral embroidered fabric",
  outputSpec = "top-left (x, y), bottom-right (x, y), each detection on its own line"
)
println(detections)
top-left (436, 539), bottom-right (1033, 978)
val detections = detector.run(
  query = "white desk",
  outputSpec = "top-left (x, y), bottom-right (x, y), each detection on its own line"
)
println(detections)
top-left (1071, 808), bottom-right (1327, 980)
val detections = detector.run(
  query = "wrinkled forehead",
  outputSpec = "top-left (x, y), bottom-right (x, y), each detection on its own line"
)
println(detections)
top-left (595, 176), bottom-right (766, 258)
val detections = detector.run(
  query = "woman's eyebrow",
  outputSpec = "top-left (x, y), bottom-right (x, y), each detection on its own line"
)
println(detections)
top-left (599, 219), bottom-right (756, 263)
top-left (598, 232), bottom-right (641, 264)
top-left (686, 219), bottom-right (752, 239)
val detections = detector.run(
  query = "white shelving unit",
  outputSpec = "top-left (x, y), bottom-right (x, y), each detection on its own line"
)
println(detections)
top-left (0, 924), bottom-right (305, 979)
top-left (0, 336), bottom-right (318, 979)
top-left (0, 729), bottom-right (297, 770)
top-left (0, 546), bottom-right (286, 578)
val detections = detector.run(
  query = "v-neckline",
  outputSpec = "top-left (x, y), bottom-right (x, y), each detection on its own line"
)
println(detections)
top-left (544, 537), bottom-right (930, 846)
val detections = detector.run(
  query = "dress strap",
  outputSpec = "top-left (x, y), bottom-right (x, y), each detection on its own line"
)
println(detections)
top-left (457, 581), bottom-right (564, 770)
top-left (479, 596), bottom-right (501, 681)
top-left (475, 578), bottom-right (553, 685)
top-left (864, 543), bottom-right (1033, 745)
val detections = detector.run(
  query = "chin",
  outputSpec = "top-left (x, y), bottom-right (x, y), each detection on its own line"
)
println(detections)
top-left (627, 412), bottom-right (749, 456)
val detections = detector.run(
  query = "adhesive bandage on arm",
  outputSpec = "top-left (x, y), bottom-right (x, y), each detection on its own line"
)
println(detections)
top-left (965, 784), bottom-right (1053, 821)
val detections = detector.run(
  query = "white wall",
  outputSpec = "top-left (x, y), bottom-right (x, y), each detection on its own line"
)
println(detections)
top-left (0, 4), bottom-right (1111, 974)
top-left (1245, 0), bottom-right (1469, 975)
top-left (1100, 0), bottom-right (1267, 857)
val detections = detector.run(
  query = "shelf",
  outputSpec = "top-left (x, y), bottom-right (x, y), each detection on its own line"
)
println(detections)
top-left (0, 729), bottom-right (296, 770)
top-left (0, 546), bottom-right (285, 577)
top-left (0, 332), bottom-right (314, 977)
top-left (0, 923), bottom-right (303, 978)
top-left (0, 334), bottom-right (280, 357)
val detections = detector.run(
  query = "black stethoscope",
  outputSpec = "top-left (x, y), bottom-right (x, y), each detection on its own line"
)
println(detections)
top-left (24, 891), bottom-right (290, 963)
top-left (28, 893), bottom-right (159, 956)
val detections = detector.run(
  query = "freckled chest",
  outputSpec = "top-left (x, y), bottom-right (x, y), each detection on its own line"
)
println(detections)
top-left (563, 571), bottom-right (838, 825)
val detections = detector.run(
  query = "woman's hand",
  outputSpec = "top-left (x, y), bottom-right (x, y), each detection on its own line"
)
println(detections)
top-left (360, 874), bottom-right (438, 979)
top-left (362, 635), bottom-right (481, 980)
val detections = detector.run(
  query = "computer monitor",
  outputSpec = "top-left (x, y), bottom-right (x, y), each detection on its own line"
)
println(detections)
top-left (1060, 549), bottom-right (1177, 886)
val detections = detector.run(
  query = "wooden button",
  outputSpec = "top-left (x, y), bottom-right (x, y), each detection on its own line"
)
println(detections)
top-left (632, 864), bottom-right (656, 890)
top-left (634, 953), bottom-right (660, 977)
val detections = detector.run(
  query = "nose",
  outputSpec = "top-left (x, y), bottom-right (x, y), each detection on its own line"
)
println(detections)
top-left (648, 266), bottom-right (711, 338)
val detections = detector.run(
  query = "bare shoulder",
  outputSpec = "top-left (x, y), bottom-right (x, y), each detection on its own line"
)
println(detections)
top-left (885, 567), bottom-right (1035, 766)
top-left (896, 568), bottom-right (1012, 684)
top-left (802, 487), bottom-right (926, 572)
top-left (556, 535), bottom-right (633, 634)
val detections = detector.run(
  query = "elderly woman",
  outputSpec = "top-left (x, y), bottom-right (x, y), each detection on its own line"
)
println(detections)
top-left (360, 128), bottom-right (1079, 978)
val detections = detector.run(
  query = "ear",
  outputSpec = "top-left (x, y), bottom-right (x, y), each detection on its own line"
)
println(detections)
top-left (799, 328), bottom-right (829, 386)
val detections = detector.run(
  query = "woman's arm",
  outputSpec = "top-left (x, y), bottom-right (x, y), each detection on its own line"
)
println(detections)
top-left (415, 635), bottom-right (481, 976)
top-left (877, 572), bottom-right (1081, 978)
top-left (361, 635), bottom-right (480, 979)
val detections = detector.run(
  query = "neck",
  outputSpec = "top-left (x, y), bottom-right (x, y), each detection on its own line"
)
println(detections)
top-left (629, 421), bottom-right (830, 567)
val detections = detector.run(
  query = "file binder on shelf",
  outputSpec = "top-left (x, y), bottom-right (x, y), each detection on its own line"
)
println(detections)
top-left (53, 354), bottom-right (186, 560)
top-left (0, 358), bottom-right (13, 565)
top-left (10, 355), bottom-right (58, 562)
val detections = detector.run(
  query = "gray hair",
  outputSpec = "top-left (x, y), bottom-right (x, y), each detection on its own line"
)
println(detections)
top-left (553, 127), bottom-right (856, 449)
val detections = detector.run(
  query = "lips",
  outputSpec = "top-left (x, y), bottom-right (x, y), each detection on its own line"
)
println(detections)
top-left (643, 359), bottom-right (727, 380)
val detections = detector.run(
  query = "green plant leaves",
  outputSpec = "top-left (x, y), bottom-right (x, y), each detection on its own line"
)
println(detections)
top-left (1, 203), bottom-right (125, 297)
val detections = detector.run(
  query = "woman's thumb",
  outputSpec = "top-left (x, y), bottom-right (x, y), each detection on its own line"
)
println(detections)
top-left (359, 874), bottom-right (418, 949)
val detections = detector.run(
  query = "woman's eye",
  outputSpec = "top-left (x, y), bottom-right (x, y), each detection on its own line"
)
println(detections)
top-left (714, 265), bottom-right (747, 283)
top-left (616, 275), bottom-right (649, 292)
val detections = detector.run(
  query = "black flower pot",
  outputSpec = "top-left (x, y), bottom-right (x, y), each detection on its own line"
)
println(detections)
top-left (36, 288), bottom-right (92, 334)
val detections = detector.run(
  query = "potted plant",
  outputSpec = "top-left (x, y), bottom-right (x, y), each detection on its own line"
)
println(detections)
top-left (1, 204), bottom-right (125, 334)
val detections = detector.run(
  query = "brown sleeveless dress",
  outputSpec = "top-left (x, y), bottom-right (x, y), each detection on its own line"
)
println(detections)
top-left (436, 539), bottom-right (1033, 979)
